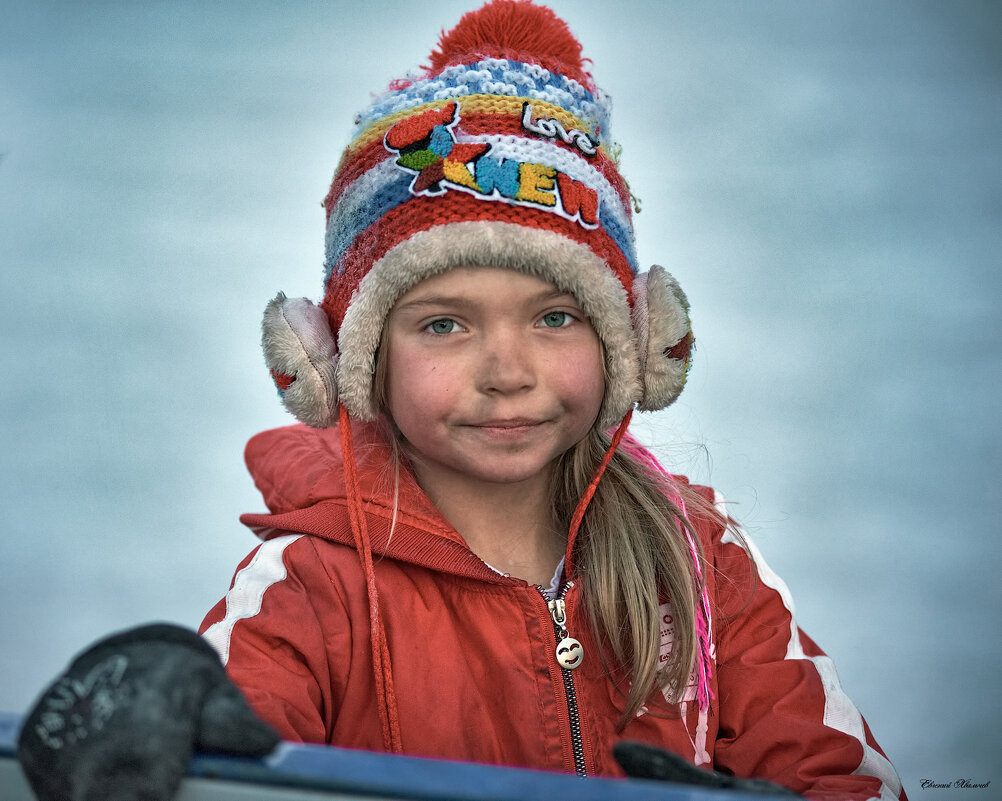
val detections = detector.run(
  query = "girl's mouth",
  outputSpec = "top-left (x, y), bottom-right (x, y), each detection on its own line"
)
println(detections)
top-left (466, 419), bottom-right (546, 440)
top-left (472, 418), bottom-right (542, 429)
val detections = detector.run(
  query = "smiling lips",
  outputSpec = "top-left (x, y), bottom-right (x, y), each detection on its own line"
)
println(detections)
top-left (465, 419), bottom-right (546, 439)
top-left (472, 418), bottom-right (542, 428)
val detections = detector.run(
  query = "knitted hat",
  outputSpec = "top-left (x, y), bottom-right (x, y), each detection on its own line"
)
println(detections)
top-left (262, 0), bottom-right (694, 431)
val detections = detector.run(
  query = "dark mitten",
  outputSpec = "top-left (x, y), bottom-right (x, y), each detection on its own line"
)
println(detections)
top-left (18, 623), bottom-right (280, 801)
top-left (613, 741), bottom-right (802, 798)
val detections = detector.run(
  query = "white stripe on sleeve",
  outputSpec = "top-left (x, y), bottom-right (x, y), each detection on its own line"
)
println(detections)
top-left (202, 534), bottom-right (303, 666)
top-left (715, 492), bottom-right (902, 799)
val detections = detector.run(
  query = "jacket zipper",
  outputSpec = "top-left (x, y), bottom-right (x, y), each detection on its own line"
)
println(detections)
top-left (541, 581), bottom-right (587, 776)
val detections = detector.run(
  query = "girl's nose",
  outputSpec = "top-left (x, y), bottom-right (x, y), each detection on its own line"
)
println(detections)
top-left (476, 332), bottom-right (535, 395)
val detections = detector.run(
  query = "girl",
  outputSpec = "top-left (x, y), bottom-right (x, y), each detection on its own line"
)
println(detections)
top-left (19, 2), bottom-right (905, 800)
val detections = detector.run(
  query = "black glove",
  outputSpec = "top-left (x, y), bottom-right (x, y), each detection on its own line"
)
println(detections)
top-left (614, 741), bottom-right (803, 797)
top-left (18, 623), bottom-right (280, 801)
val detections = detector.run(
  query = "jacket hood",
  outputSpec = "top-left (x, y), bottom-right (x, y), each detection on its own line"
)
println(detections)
top-left (240, 421), bottom-right (506, 583)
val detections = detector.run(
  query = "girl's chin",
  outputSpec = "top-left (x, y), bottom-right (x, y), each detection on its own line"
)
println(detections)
top-left (417, 452), bottom-right (561, 490)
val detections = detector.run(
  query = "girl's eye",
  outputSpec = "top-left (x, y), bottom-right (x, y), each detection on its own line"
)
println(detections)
top-left (426, 318), bottom-right (459, 334)
top-left (540, 311), bottom-right (573, 328)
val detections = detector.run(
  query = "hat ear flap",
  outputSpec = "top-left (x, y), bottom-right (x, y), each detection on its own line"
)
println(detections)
top-left (631, 265), bottom-right (694, 411)
top-left (261, 293), bottom-right (339, 428)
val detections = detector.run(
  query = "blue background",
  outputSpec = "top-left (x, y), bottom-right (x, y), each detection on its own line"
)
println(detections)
top-left (2, 2), bottom-right (999, 797)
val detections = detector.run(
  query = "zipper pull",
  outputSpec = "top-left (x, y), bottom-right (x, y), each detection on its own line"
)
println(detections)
top-left (547, 597), bottom-right (584, 670)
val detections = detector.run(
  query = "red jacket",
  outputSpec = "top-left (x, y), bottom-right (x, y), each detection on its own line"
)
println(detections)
top-left (200, 421), bottom-right (904, 800)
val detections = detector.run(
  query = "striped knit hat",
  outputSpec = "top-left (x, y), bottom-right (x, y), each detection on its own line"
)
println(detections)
top-left (262, 0), bottom-right (694, 432)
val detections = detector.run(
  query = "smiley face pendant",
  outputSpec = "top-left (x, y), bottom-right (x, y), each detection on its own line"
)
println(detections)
top-left (555, 636), bottom-right (584, 670)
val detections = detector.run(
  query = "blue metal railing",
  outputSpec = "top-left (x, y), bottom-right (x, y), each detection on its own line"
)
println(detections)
top-left (1, 712), bottom-right (786, 800)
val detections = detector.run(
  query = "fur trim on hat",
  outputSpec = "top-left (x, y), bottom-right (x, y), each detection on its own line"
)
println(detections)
top-left (336, 220), bottom-right (642, 430)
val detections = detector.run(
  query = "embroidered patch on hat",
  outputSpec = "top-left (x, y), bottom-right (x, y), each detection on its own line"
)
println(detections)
top-left (521, 102), bottom-right (598, 157)
top-left (384, 101), bottom-right (600, 229)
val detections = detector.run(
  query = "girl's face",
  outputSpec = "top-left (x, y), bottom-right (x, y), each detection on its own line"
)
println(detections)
top-left (383, 266), bottom-right (605, 492)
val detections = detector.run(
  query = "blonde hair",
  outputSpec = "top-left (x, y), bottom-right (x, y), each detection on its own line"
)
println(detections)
top-left (554, 429), bottom-right (716, 729)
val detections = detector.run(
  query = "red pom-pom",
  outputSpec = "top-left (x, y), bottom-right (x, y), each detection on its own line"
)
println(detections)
top-left (427, 0), bottom-right (594, 90)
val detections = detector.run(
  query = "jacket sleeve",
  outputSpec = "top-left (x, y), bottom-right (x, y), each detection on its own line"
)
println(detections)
top-left (709, 499), bottom-right (905, 801)
top-left (198, 533), bottom-right (338, 744)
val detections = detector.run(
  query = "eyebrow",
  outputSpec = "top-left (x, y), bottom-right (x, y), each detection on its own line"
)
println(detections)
top-left (394, 288), bottom-right (578, 314)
